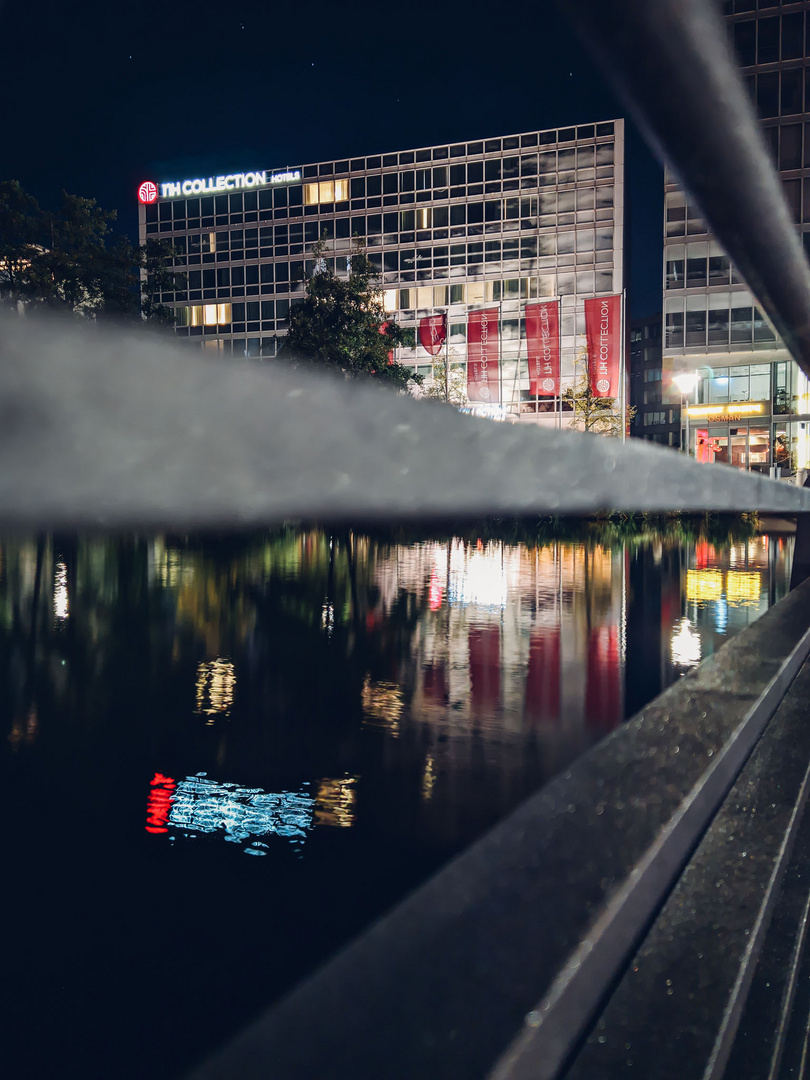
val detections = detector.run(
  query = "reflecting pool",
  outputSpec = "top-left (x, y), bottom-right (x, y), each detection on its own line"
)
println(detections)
top-left (0, 523), bottom-right (792, 1079)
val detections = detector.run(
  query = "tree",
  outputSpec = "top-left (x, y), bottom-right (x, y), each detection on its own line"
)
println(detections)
top-left (563, 354), bottom-right (635, 436)
top-left (138, 238), bottom-right (188, 324)
top-left (420, 353), bottom-right (468, 407)
top-left (0, 181), bottom-right (181, 324)
top-left (281, 240), bottom-right (421, 390)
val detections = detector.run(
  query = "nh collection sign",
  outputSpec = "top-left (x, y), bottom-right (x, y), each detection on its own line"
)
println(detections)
top-left (137, 169), bottom-right (302, 203)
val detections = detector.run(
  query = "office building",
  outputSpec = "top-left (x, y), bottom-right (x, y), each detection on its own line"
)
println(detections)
top-left (137, 121), bottom-right (625, 422)
top-left (663, 1), bottom-right (810, 472)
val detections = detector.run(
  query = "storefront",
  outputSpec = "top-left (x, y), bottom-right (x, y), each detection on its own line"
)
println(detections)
top-left (687, 400), bottom-right (810, 474)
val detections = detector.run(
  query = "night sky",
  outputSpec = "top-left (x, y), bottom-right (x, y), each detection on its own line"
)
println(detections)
top-left (1, 0), bottom-right (663, 316)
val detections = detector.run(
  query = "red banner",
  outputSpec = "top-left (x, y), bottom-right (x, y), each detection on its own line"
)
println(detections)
top-left (469, 625), bottom-right (501, 709)
top-left (467, 308), bottom-right (500, 403)
top-left (525, 300), bottom-right (560, 397)
top-left (584, 295), bottom-right (622, 398)
top-left (419, 314), bottom-right (447, 356)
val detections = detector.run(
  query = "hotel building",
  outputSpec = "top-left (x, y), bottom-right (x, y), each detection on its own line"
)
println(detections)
top-left (137, 121), bottom-right (625, 420)
top-left (662, 1), bottom-right (810, 472)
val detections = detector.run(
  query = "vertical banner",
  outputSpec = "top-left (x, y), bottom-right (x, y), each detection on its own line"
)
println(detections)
top-left (466, 308), bottom-right (500, 403)
top-left (584, 295), bottom-right (622, 397)
top-left (419, 314), bottom-right (447, 355)
top-left (525, 300), bottom-right (560, 397)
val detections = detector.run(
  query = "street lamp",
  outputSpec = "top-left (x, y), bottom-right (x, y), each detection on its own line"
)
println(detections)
top-left (673, 370), bottom-right (700, 455)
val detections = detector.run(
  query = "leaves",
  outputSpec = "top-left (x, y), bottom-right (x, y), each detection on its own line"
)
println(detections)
top-left (281, 239), bottom-right (421, 390)
top-left (0, 181), bottom-right (181, 324)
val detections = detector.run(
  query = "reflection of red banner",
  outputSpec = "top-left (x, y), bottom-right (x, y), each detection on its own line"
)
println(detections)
top-left (467, 308), bottom-right (500, 403)
top-left (525, 628), bottom-right (560, 724)
top-left (146, 772), bottom-right (176, 834)
top-left (584, 295), bottom-right (621, 398)
top-left (585, 626), bottom-right (621, 732)
top-left (526, 301), bottom-right (560, 396)
top-left (423, 663), bottom-right (448, 704)
top-left (419, 314), bottom-right (447, 356)
top-left (469, 625), bottom-right (500, 707)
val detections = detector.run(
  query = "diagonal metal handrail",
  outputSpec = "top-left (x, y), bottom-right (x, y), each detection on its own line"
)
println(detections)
top-left (556, 0), bottom-right (810, 379)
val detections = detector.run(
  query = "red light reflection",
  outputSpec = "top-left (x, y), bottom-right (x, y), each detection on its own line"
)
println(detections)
top-left (145, 772), bottom-right (176, 834)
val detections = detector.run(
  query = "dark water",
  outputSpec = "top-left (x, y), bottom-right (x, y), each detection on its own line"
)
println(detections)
top-left (0, 526), bottom-right (793, 1079)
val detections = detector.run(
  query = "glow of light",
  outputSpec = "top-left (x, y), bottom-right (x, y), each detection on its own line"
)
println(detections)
top-left (322, 602), bottom-right (335, 636)
top-left (726, 571), bottom-right (762, 606)
top-left (195, 658), bottom-right (236, 720)
top-left (166, 773), bottom-right (314, 850)
top-left (53, 561), bottom-right (69, 621)
top-left (314, 777), bottom-right (358, 827)
top-left (421, 754), bottom-right (437, 802)
top-left (428, 568), bottom-right (444, 611)
top-left (145, 772), bottom-right (176, 834)
top-left (673, 370), bottom-right (699, 395)
top-left (671, 617), bottom-right (701, 668)
top-left (449, 549), bottom-right (508, 608)
top-left (686, 568), bottom-right (723, 603)
top-left (714, 597), bottom-right (728, 633)
top-left (361, 675), bottom-right (403, 736)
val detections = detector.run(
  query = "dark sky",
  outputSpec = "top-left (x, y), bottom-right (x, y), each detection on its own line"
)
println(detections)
top-left (1, 0), bottom-right (663, 317)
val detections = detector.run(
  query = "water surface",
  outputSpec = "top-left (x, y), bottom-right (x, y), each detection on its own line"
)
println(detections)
top-left (0, 524), bottom-right (792, 1079)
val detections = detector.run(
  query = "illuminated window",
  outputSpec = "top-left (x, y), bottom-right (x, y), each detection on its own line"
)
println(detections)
top-left (417, 207), bottom-right (432, 229)
top-left (189, 304), bottom-right (232, 327)
top-left (303, 179), bottom-right (349, 206)
top-left (382, 290), bottom-right (397, 312)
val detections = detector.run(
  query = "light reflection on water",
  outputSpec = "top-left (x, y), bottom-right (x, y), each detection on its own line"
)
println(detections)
top-left (0, 524), bottom-right (795, 1080)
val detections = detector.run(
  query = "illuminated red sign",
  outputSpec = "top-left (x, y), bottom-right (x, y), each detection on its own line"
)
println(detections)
top-left (137, 181), bottom-right (158, 205)
top-left (145, 772), bottom-right (176, 833)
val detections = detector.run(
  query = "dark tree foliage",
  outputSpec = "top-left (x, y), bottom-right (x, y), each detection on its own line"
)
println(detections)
top-left (281, 240), bottom-right (420, 390)
top-left (0, 180), bottom-right (184, 323)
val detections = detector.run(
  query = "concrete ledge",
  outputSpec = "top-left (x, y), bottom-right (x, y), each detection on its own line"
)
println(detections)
top-left (3, 315), bottom-right (810, 529)
top-left (184, 579), bottom-right (810, 1080)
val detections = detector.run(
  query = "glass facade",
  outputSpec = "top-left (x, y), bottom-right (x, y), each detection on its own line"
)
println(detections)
top-left (138, 122), bottom-right (625, 420)
top-left (663, 1), bottom-right (810, 472)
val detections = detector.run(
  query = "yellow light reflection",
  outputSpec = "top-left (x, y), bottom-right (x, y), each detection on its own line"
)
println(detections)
top-left (195, 658), bottom-right (236, 721)
top-left (686, 568), bottom-right (723, 603)
top-left (726, 571), bottom-right (761, 606)
top-left (314, 777), bottom-right (358, 827)
top-left (53, 561), bottom-right (69, 621)
top-left (361, 674), bottom-right (403, 737)
top-left (671, 617), bottom-right (701, 668)
top-left (421, 754), bottom-right (437, 802)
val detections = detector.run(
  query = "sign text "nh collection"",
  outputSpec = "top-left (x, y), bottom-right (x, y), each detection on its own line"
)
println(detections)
top-left (160, 169), bottom-right (301, 198)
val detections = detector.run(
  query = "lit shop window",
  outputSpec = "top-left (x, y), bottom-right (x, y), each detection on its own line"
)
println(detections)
top-left (304, 179), bottom-right (349, 205)
top-left (185, 303), bottom-right (233, 327)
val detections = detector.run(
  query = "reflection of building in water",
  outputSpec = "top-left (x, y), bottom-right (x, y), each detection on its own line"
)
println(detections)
top-left (146, 771), bottom-right (358, 852)
top-left (314, 777), bottom-right (358, 827)
top-left (53, 560), bottom-right (69, 622)
top-left (361, 539), bottom-right (626, 847)
top-left (195, 658), bottom-right (236, 720)
top-left (361, 675), bottom-right (403, 737)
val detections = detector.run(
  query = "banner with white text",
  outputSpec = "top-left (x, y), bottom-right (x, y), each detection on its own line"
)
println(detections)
top-left (584, 295), bottom-right (622, 398)
top-left (526, 300), bottom-right (560, 397)
top-left (419, 314), bottom-right (447, 356)
top-left (467, 308), bottom-right (500, 403)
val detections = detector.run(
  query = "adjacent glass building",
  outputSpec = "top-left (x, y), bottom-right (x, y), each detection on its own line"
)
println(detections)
top-left (662, 1), bottom-right (810, 472)
top-left (138, 121), bottom-right (625, 422)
